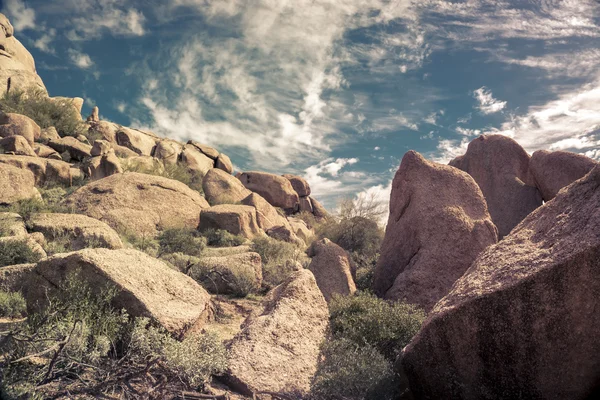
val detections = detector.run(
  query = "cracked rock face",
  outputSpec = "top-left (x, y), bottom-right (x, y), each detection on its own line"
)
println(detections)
top-left (373, 151), bottom-right (498, 311)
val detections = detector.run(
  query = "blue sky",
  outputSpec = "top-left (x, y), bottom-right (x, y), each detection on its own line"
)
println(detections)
top-left (2, 0), bottom-right (600, 209)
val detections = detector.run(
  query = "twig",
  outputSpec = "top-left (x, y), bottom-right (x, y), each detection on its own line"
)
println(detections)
top-left (38, 320), bottom-right (81, 385)
top-left (257, 391), bottom-right (297, 400)
top-left (176, 392), bottom-right (229, 399)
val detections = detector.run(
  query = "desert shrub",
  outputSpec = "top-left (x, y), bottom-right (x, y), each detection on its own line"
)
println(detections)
top-left (200, 228), bottom-right (245, 247)
top-left (329, 292), bottom-right (425, 361)
top-left (0, 291), bottom-right (26, 318)
top-left (295, 210), bottom-right (319, 229)
top-left (311, 338), bottom-right (398, 400)
top-left (43, 233), bottom-right (72, 256)
top-left (0, 239), bottom-right (41, 267)
top-left (158, 228), bottom-right (207, 257)
top-left (318, 216), bottom-right (383, 260)
top-left (191, 260), bottom-right (259, 298)
top-left (1, 197), bottom-right (75, 227)
top-left (160, 252), bottom-right (201, 274)
top-left (0, 88), bottom-right (86, 138)
top-left (119, 230), bottom-right (159, 257)
top-left (122, 159), bottom-right (204, 194)
top-left (251, 236), bottom-right (301, 288)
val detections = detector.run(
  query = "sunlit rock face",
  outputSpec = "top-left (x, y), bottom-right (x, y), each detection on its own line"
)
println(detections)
top-left (0, 13), bottom-right (47, 95)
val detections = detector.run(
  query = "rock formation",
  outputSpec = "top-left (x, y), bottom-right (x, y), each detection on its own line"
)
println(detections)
top-left (401, 165), bottom-right (600, 400)
top-left (203, 168), bottom-right (252, 205)
top-left (190, 252), bottom-right (262, 295)
top-left (198, 204), bottom-right (262, 239)
top-left (373, 151), bottom-right (498, 311)
top-left (238, 171), bottom-right (300, 210)
top-left (0, 111), bottom-right (41, 144)
top-left (307, 238), bottom-right (356, 302)
top-left (0, 162), bottom-right (40, 204)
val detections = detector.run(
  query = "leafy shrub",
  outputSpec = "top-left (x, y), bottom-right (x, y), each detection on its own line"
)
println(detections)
top-left (200, 228), bottom-right (246, 247)
top-left (158, 228), bottom-right (207, 257)
top-left (0, 239), bottom-right (41, 267)
top-left (318, 216), bottom-right (383, 260)
top-left (190, 259), bottom-right (259, 298)
top-left (251, 236), bottom-right (301, 288)
top-left (119, 231), bottom-right (159, 257)
top-left (0, 291), bottom-right (26, 318)
top-left (0, 88), bottom-right (86, 138)
top-left (311, 338), bottom-right (398, 400)
top-left (329, 292), bottom-right (425, 361)
top-left (1, 197), bottom-right (75, 227)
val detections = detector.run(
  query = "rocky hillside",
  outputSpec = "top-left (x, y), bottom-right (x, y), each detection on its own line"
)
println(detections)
top-left (1, 11), bottom-right (600, 400)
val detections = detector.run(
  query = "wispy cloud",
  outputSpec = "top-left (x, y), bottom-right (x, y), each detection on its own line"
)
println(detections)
top-left (67, 49), bottom-right (94, 69)
top-left (33, 28), bottom-right (56, 53)
top-left (2, 0), bottom-right (36, 31)
top-left (473, 87), bottom-right (507, 115)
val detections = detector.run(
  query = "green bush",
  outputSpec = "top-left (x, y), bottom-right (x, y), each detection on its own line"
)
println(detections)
top-left (318, 216), bottom-right (383, 260)
top-left (158, 228), bottom-right (207, 257)
top-left (200, 228), bottom-right (246, 247)
top-left (329, 292), bottom-right (425, 361)
top-left (251, 236), bottom-right (301, 288)
top-left (0, 291), bottom-right (26, 318)
top-left (0, 197), bottom-right (75, 227)
top-left (0, 88), bottom-right (86, 138)
top-left (311, 338), bottom-right (398, 400)
top-left (0, 239), bottom-right (41, 267)
top-left (120, 231), bottom-right (159, 257)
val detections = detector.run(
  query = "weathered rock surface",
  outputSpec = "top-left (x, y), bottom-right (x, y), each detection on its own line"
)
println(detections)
top-left (288, 217), bottom-right (313, 244)
top-left (48, 136), bottom-right (92, 161)
top-left (203, 168), bottom-right (252, 205)
top-left (283, 174), bottom-right (311, 197)
top-left (0, 263), bottom-right (35, 293)
top-left (307, 238), bottom-right (356, 302)
top-left (27, 249), bottom-right (213, 335)
top-left (373, 151), bottom-right (498, 311)
top-left (0, 234), bottom-right (46, 259)
top-left (153, 139), bottom-right (182, 165)
top-left (40, 126), bottom-right (60, 143)
top-left (529, 149), bottom-right (598, 201)
top-left (449, 134), bottom-right (542, 237)
top-left (90, 140), bottom-right (112, 157)
top-left (116, 127), bottom-right (157, 156)
top-left (241, 193), bottom-right (290, 231)
top-left (401, 165), bottom-right (600, 400)
top-left (28, 213), bottom-right (123, 250)
top-left (298, 196), bottom-right (313, 213)
top-left (238, 171), bottom-right (299, 210)
top-left (33, 143), bottom-right (61, 159)
top-left (64, 172), bottom-right (209, 236)
top-left (199, 205), bottom-right (261, 239)
top-left (86, 106), bottom-right (99, 122)
top-left (190, 252), bottom-right (262, 295)
top-left (216, 153), bottom-right (233, 174)
top-left (0, 212), bottom-right (27, 236)
top-left (88, 121), bottom-right (119, 143)
top-left (266, 225), bottom-right (304, 246)
top-left (86, 151), bottom-right (123, 180)
top-left (0, 163), bottom-right (40, 204)
top-left (0, 112), bottom-right (41, 144)
top-left (180, 144), bottom-right (214, 175)
top-left (310, 197), bottom-right (329, 220)
top-left (0, 135), bottom-right (36, 156)
top-left (0, 154), bottom-right (75, 185)
top-left (225, 269), bottom-right (329, 395)
top-left (187, 141), bottom-right (219, 159)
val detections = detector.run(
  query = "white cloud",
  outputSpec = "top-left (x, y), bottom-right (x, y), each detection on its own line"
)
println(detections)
top-left (68, 49), bottom-right (94, 69)
top-left (455, 127), bottom-right (481, 137)
top-left (303, 157), bottom-right (363, 198)
top-left (2, 0), bottom-right (35, 31)
top-left (430, 137), bottom-right (470, 164)
top-left (116, 102), bottom-right (126, 113)
top-left (33, 29), bottom-right (56, 53)
top-left (64, 1), bottom-right (146, 40)
top-left (473, 87), bottom-right (507, 114)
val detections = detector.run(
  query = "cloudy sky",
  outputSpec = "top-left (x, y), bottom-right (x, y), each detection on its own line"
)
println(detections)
top-left (3, 0), bottom-right (600, 209)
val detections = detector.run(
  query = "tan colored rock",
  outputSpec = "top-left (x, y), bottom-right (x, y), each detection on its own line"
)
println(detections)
top-left (0, 154), bottom-right (74, 185)
top-left (0, 212), bottom-right (27, 237)
top-left (241, 192), bottom-right (290, 231)
top-left (265, 225), bottom-right (304, 246)
top-left (310, 196), bottom-right (329, 220)
top-left (86, 152), bottom-right (123, 180)
top-left (216, 153), bottom-right (233, 174)
top-left (190, 252), bottom-right (262, 295)
top-left (27, 248), bottom-right (213, 335)
top-left (225, 269), bottom-right (329, 395)
top-left (86, 106), bottom-right (99, 122)
top-left (153, 139), bottom-right (182, 165)
top-left (307, 238), bottom-right (356, 302)
top-left (450, 134), bottom-right (542, 237)
top-left (288, 217), bottom-right (313, 244)
top-left (401, 165), bottom-right (600, 400)
top-left (199, 205), bottom-right (262, 239)
top-left (50, 96), bottom-right (83, 120)
top-left (64, 172), bottom-right (209, 236)
top-left (238, 171), bottom-right (299, 210)
top-left (283, 174), bottom-right (311, 197)
top-left (187, 140), bottom-right (220, 159)
top-left (0, 112), bottom-right (41, 144)
top-left (0, 163), bottom-right (40, 205)
top-left (33, 143), bottom-right (61, 159)
top-left (180, 144), bottom-right (214, 175)
top-left (48, 136), bottom-right (92, 161)
top-left (116, 127), bottom-right (158, 156)
top-left (39, 126), bottom-right (60, 143)
top-left (529, 149), bottom-right (598, 201)
top-left (203, 168), bottom-right (252, 205)
top-left (90, 139), bottom-right (112, 157)
top-left (88, 121), bottom-right (119, 143)
top-left (0, 263), bottom-right (35, 293)
top-left (28, 213), bottom-right (124, 250)
top-left (0, 234), bottom-right (46, 259)
top-left (299, 196), bottom-right (313, 213)
top-left (0, 135), bottom-right (36, 156)
top-left (373, 151), bottom-right (498, 311)
top-left (0, 13), bottom-right (47, 94)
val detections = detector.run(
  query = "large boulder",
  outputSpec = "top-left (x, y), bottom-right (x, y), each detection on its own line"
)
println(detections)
top-left (298, 196), bottom-right (313, 213)
top-left (27, 249), bottom-right (213, 335)
top-left (0, 112), bottom-right (41, 144)
top-left (203, 168), bottom-right (252, 205)
top-left (85, 151), bottom-right (123, 180)
top-left (199, 204), bottom-right (262, 239)
top-left (28, 213), bottom-right (124, 250)
top-left (401, 165), bottom-right (600, 400)
top-left (215, 153), bottom-right (233, 174)
top-left (0, 135), bottom-right (36, 156)
top-left (0, 13), bottom-right (47, 94)
top-left (64, 172), bottom-right (209, 236)
top-left (225, 269), bottom-right (329, 395)
top-left (48, 136), bottom-right (92, 161)
top-left (373, 151), bottom-right (498, 312)
top-left (187, 141), bottom-right (219, 159)
top-left (0, 163), bottom-right (40, 205)
top-left (283, 174), bottom-right (311, 197)
top-left (238, 171), bottom-right (299, 210)
top-left (0, 212), bottom-right (27, 236)
top-left (189, 252), bottom-right (262, 295)
top-left (449, 134), bottom-right (542, 237)
top-left (310, 196), bottom-right (329, 220)
top-left (180, 144), bottom-right (214, 175)
top-left (241, 192), bottom-right (291, 231)
top-left (288, 217), bottom-right (313, 244)
top-left (39, 127), bottom-right (60, 143)
top-left (529, 149), bottom-right (598, 201)
top-left (88, 121), bottom-right (119, 143)
top-left (307, 238), bottom-right (356, 302)
top-left (33, 143), bottom-right (61, 159)
top-left (153, 139), bottom-right (182, 165)
top-left (0, 154), bottom-right (77, 185)
top-left (116, 127), bottom-right (158, 156)
top-left (0, 263), bottom-right (35, 293)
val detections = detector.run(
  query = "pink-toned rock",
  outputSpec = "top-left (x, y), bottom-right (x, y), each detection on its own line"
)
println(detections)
top-left (0, 154), bottom-right (73, 185)
top-left (450, 134), bottom-right (542, 237)
top-left (401, 165), bottom-right (600, 400)
top-left (39, 127), bottom-right (60, 143)
top-left (288, 217), bottom-right (313, 244)
top-left (299, 196), bottom-right (313, 213)
top-left (373, 151), bottom-right (498, 311)
top-left (310, 196), bottom-right (329, 220)
top-left (203, 168), bottom-right (252, 205)
top-left (88, 121), bottom-right (119, 143)
top-left (0, 112), bottom-right (41, 144)
top-left (307, 238), bottom-right (356, 302)
top-left (241, 192), bottom-right (291, 231)
top-left (283, 174), bottom-right (311, 197)
top-left (529, 149), bottom-right (598, 201)
top-left (0, 135), bottom-right (36, 156)
top-left (86, 106), bottom-right (99, 122)
top-left (238, 171), bottom-right (299, 210)
top-left (199, 204), bottom-right (261, 239)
